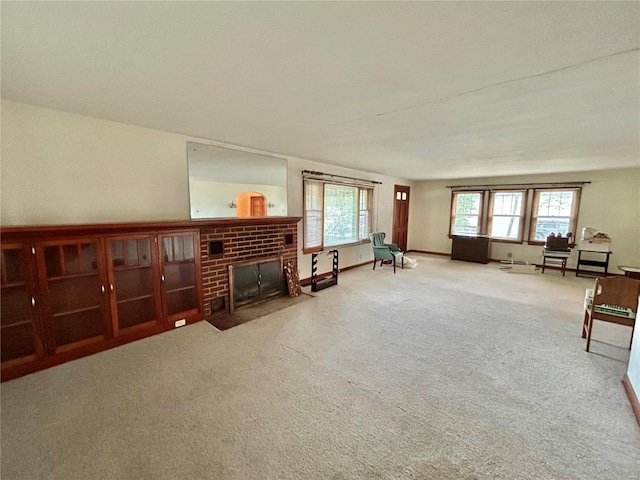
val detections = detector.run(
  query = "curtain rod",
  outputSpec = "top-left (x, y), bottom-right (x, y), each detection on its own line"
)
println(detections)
top-left (446, 181), bottom-right (590, 189)
top-left (302, 170), bottom-right (382, 185)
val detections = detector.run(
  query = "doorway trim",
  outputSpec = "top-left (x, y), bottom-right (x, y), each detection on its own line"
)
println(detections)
top-left (392, 185), bottom-right (410, 252)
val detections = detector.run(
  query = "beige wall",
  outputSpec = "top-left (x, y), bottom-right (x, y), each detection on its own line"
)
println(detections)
top-left (1, 100), bottom-right (410, 278)
top-left (1, 101), bottom-right (193, 224)
top-left (408, 169), bottom-right (640, 272)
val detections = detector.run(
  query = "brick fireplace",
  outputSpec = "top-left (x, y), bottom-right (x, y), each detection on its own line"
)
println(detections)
top-left (200, 219), bottom-right (299, 316)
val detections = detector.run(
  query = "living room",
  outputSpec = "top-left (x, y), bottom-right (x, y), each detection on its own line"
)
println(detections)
top-left (1, 2), bottom-right (639, 479)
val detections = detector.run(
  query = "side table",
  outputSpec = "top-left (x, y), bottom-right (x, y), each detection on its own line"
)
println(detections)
top-left (618, 265), bottom-right (640, 280)
top-left (576, 249), bottom-right (612, 277)
top-left (542, 249), bottom-right (570, 276)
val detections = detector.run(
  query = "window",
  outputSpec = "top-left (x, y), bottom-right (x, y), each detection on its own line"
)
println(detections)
top-left (450, 191), bottom-right (484, 236)
top-left (487, 190), bottom-right (526, 242)
top-left (304, 180), bottom-right (373, 252)
top-left (529, 188), bottom-right (581, 243)
top-left (304, 181), bottom-right (324, 250)
top-left (449, 186), bottom-right (582, 244)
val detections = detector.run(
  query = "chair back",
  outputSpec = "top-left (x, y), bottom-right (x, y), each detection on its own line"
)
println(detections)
top-left (592, 276), bottom-right (640, 312)
top-left (369, 232), bottom-right (387, 246)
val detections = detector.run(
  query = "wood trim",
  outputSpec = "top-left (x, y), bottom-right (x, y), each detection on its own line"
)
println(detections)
top-left (490, 238), bottom-right (526, 245)
top-left (622, 374), bottom-right (640, 428)
top-left (302, 246), bottom-right (324, 255)
top-left (302, 239), bottom-right (371, 255)
top-left (1, 217), bottom-right (302, 241)
top-left (303, 179), bottom-right (323, 252)
top-left (449, 190), bottom-right (486, 237)
top-left (300, 260), bottom-right (374, 286)
top-left (116, 319), bottom-right (158, 336)
top-left (55, 334), bottom-right (106, 354)
top-left (0, 353), bottom-right (38, 370)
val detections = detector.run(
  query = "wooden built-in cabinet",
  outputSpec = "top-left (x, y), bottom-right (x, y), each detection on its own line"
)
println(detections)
top-left (0, 243), bottom-right (45, 367)
top-left (37, 238), bottom-right (112, 354)
top-left (1, 226), bottom-right (202, 381)
top-left (107, 234), bottom-right (161, 336)
top-left (160, 232), bottom-right (199, 321)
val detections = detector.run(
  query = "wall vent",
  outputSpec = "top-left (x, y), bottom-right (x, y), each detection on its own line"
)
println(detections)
top-left (209, 240), bottom-right (224, 256)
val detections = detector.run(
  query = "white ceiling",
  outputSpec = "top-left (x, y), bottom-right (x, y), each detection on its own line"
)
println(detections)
top-left (2, 2), bottom-right (639, 180)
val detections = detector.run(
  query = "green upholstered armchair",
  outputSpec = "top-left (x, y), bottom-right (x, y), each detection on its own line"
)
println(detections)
top-left (369, 232), bottom-right (404, 273)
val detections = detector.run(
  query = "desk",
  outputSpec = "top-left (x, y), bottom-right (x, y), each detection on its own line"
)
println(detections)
top-left (576, 249), bottom-right (612, 277)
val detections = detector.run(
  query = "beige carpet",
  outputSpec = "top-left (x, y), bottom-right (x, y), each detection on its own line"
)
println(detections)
top-left (1, 254), bottom-right (639, 479)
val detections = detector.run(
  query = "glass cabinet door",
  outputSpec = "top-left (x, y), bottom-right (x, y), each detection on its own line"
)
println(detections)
top-left (37, 239), bottom-right (110, 352)
top-left (108, 236), bottom-right (161, 335)
top-left (160, 232), bottom-right (200, 320)
top-left (0, 244), bottom-right (43, 365)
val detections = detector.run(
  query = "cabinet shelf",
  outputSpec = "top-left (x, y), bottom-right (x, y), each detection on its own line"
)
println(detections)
top-left (1, 320), bottom-right (33, 329)
top-left (1, 282), bottom-right (28, 289)
top-left (165, 285), bottom-right (196, 294)
top-left (47, 272), bottom-right (99, 282)
top-left (112, 264), bottom-right (152, 272)
top-left (52, 305), bottom-right (101, 318)
top-left (116, 294), bottom-right (154, 305)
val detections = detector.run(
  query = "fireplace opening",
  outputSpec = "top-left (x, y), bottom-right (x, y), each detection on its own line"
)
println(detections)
top-left (228, 256), bottom-right (284, 311)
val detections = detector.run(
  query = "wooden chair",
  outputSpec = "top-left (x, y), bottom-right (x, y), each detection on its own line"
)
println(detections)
top-left (582, 276), bottom-right (640, 352)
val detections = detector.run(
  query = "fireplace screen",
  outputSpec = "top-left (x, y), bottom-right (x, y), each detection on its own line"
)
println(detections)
top-left (229, 256), bottom-right (284, 311)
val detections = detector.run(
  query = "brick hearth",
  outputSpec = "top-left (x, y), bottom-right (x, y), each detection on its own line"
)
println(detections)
top-left (200, 222), bottom-right (298, 316)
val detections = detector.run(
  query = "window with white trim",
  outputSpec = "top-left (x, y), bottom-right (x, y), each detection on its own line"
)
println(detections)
top-left (304, 179), bottom-right (373, 252)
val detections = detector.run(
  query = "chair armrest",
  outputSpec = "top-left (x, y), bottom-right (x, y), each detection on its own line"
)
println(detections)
top-left (386, 243), bottom-right (401, 252)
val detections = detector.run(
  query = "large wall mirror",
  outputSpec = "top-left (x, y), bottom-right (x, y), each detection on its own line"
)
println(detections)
top-left (187, 142), bottom-right (288, 219)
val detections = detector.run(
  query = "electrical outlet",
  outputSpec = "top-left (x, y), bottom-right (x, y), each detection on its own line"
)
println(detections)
top-left (507, 252), bottom-right (513, 258)
top-left (174, 319), bottom-right (186, 328)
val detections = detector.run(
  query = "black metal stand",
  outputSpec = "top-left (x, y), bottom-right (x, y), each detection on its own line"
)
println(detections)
top-left (311, 250), bottom-right (339, 292)
top-left (576, 250), bottom-right (612, 277)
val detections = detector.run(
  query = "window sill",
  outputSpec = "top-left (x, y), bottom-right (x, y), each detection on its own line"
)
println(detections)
top-left (448, 234), bottom-right (488, 239)
top-left (302, 239), bottom-right (370, 255)
top-left (490, 238), bottom-right (525, 245)
top-left (449, 234), bottom-right (524, 244)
